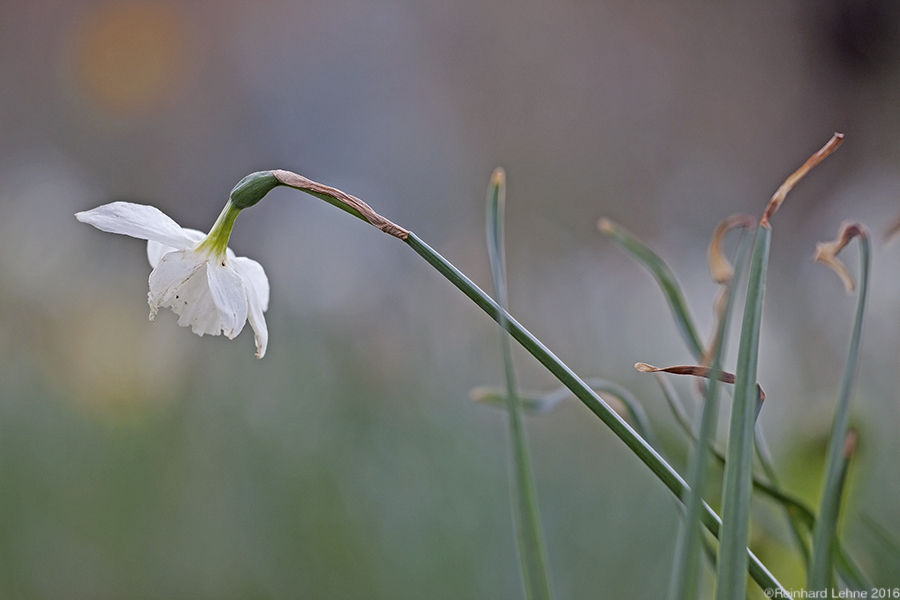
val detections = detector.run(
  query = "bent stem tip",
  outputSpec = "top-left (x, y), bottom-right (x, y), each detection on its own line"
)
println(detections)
top-left (271, 170), bottom-right (410, 239)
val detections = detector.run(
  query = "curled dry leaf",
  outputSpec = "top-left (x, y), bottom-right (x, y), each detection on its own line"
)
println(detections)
top-left (699, 287), bottom-right (729, 370)
top-left (708, 213), bottom-right (756, 285)
top-left (702, 213), bottom-right (755, 368)
top-left (813, 221), bottom-right (869, 293)
top-left (760, 133), bottom-right (844, 227)
top-left (635, 362), bottom-right (766, 402)
top-left (702, 287), bottom-right (729, 367)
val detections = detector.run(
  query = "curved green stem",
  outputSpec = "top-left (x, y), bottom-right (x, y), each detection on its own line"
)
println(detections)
top-left (404, 232), bottom-right (786, 595)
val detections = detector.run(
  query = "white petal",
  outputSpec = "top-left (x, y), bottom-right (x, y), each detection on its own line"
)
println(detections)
top-left (168, 263), bottom-right (222, 336)
top-left (147, 228), bottom-right (205, 268)
top-left (206, 258), bottom-right (248, 340)
top-left (233, 256), bottom-right (269, 358)
top-left (76, 202), bottom-right (198, 249)
top-left (232, 256), bottom-right (270, 312)
top-left (147, 241), bottom-right (175, 270)
top-left (148, 249), bottom-right (206, 316)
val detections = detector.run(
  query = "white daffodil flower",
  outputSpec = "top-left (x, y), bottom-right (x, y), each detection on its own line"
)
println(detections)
top-left (76, 200), bottom-right (270, 358)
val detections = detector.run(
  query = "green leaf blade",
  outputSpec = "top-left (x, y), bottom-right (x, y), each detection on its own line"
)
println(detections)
top-left (809, 233), bottom-right (871, 590)
top-left (599, 219), bottom-right (705, 360)
top-left (716, 225), bottom-right (771, 600)
top-left (671, 234), bottom-right (750, 600)
top-left (486, 169), bottom-right (554, 600)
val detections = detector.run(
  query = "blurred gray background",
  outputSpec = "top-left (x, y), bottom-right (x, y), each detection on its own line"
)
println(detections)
top-left (2, 1), bottom-right (900, 598)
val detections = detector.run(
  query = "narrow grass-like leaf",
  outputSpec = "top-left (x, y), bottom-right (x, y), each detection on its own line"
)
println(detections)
top-left (666, 424), bottom-right (818, 535)
top-left (470, 386), bottom-right (568, 415)
top-left (811, 430), bottom-right (859, 589)
top-left (663, 375), bottom-right (871, 587)
top-left (582, 379), bottom-right (657, 449)
top-left (809, 226), bottom-right (870, 590)
top-left (486, 168), bottom-right (553, 600)
top-left (861, 515), bottom-right (900, 558)
top-left (734, 431), bottom-right (812, 563)
top-left (830, 520), bottom-right (878, 593)
top-left (827, 487), bottom-right (870, 591)
top-left (714, 134), bottom-right (843, 599)
top-left (403, 232), bottom-right (787, 595)
top-left (731, 446), bottom-right (871, 590)
top-left (620, 218), bottom-right (802, 547)
top-left (599, 218), bottom-right (705, 359)
top-left (670, 232), bottom-right (748, 600)
top-left (472, 379), bottom-right (657, 448)
top-left (725, 432), bottom-right (869, 588)
top-left (716, 224), bottom-right (770, 600)
top-left (861, 515), bottom-right (900, 571)
top-left (655, 374), bottom-right (696, 439)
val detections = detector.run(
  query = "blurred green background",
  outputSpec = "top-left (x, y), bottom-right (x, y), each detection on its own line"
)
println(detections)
top-left (2, 1), bottom-right (900, 598)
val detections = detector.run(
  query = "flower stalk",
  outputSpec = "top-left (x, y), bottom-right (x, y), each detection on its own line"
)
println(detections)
top-left (196, 200), bottom-right (241, 257)
top-left (256, 170), bottom-right (787, 595)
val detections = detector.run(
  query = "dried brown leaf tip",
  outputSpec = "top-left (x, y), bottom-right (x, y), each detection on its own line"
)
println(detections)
top-left (814, 221), bottom-right (869, 293)
top-left (843, 427), bottom-right (859, 460)
top-left (635, 362), bottom-right (766, 402)
top-left (708, 213), bottom-right (756, 285)
top-left (491, 167), bottom-right (506, 189)
top-left (700, 213), bottom-right (756, 367)
top-left (597, 217), bottom-right (616, 236)
top-left (760, 133), bottom-right (844, 227)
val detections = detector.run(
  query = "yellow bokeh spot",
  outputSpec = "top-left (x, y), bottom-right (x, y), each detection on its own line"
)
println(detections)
top-left (48, 299), bottom-right (189, 424)
top-left (70, 1), bottom-right (189, 115)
